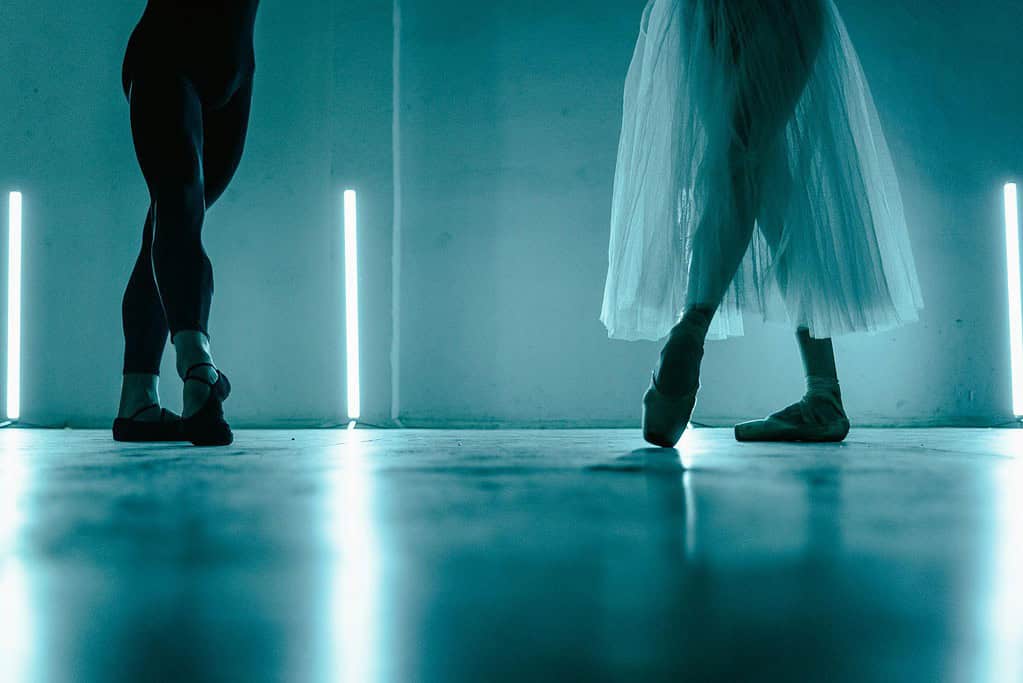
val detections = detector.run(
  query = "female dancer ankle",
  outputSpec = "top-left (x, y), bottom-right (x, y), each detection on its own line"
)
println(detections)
top-left (602, 0), bottom-right (923, 447)
top-left (114, 0), bottom-right (260, 446)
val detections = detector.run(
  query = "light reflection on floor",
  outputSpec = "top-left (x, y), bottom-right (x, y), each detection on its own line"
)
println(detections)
top-left (0, 431), bottom-right (32, 683)
top-left (327, 433), bottom-right (381, 683)
top-left (0, 427), bottom-right (1021, 682)
top-left (986, 431), bottom-right (1023, 683)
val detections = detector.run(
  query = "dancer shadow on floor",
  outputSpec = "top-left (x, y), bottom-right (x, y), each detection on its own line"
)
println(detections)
top-left (586, 448), bottom-right (687, 474)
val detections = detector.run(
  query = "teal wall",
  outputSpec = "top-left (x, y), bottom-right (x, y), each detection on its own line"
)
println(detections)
top-left (394, 0), bottom-right (1023, 427)
top-left (1, 1), bottom-right (1020, 427)
top-left (0, 0), bottom-right (395, 427)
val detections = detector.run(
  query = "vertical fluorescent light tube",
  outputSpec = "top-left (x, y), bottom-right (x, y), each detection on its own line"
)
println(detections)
top-left (7, 192), bottom-right (22, 421)
top-left (1006, 183), bottom-right (1023, 418)
top-left (344, 190), bottom-right (361, 422)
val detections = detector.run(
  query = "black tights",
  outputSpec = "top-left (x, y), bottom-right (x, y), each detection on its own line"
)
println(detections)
top-left (122, 74), bottom-right (252, 375)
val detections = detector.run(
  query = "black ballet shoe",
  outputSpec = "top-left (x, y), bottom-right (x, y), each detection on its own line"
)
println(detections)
top-left (642, 375), bottom-right (699, 448)
top-left (734, 394), bottom-right (850, 443)
top-left (112, 404), bottom-right (184, 443)
top-left (181, 362), bottom-right (233, 447)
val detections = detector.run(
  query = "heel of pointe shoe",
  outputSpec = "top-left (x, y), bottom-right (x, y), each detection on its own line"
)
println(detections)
top-left (642, 376), bottom-right (698, 448)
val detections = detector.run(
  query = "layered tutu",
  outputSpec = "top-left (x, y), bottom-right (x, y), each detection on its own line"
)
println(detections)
top-left (601, 0), bottom-right (924, 341)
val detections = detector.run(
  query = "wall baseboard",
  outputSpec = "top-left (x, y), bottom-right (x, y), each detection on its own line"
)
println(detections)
top-left (17, 415), bottom-right (1022, 430)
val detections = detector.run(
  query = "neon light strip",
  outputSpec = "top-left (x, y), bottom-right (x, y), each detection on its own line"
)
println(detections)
top-left (1006, 183), bottom-right (1023, 418)
top-left (7, 192), bottom-right (21, 421)
top-left (391, 0), bottom-right (403, 424)
top-left (344, 190), bottom-right (361, 421)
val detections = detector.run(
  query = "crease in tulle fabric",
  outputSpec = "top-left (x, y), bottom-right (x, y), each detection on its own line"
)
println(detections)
top-left (602, 0), bottom-right (923, 342)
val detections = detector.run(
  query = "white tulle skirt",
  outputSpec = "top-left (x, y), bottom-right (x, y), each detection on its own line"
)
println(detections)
top-left (601, 0), bottom-right (923, 341)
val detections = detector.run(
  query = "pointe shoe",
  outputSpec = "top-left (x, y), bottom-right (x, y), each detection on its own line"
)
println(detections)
top-left (181, 362), bottom-right (233, 447)
top-left (643, 375), bottom-right (698, 448)
top-left (735, 393), bottom-right (850, 443)
top-left (112, 405), bottom-right (184, 442)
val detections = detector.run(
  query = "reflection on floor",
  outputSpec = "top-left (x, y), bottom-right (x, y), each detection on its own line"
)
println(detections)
top-left (1, 428), bottom-right (1021, 682)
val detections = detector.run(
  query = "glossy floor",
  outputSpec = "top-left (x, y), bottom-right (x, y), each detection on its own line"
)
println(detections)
top-left (1, 428), bottom-right (1021, 682)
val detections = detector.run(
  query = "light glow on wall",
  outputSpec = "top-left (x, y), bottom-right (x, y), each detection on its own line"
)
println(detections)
top-left (344, 190), bottom-right (361, 422)
top-left (1005, 183), bottom-right (1023, 418)
top-left (7, 192), bottom-right (22, 421)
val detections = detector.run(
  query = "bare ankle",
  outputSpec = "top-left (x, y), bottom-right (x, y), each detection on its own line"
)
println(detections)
top-left (119, 373), bottom-right (160, 418)
top-left (172, 330), bottom-right (215, 379)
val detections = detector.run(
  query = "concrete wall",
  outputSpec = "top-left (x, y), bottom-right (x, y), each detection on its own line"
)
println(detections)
top-left (2, 0), bottom-right (1020, 427)
top-left (395, 0), bottom-right (1023, 427)
top-left (0, 0), bottom-right (395, 427)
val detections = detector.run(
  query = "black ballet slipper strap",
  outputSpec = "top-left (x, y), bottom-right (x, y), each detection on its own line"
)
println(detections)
top-left (184, 362), bottom-right (220, 387)
top-left (129, 403), bottom-right (160, 421)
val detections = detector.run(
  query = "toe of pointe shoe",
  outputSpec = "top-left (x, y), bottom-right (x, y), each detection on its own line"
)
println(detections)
top-left (734, 417), bottom-right (785, 442)
top-left (642, 380), bottom-right (697, 449)
top-left (735, 416), bottom-right (850, 443)
top-left (643, 429), bottom-right (683, 449)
